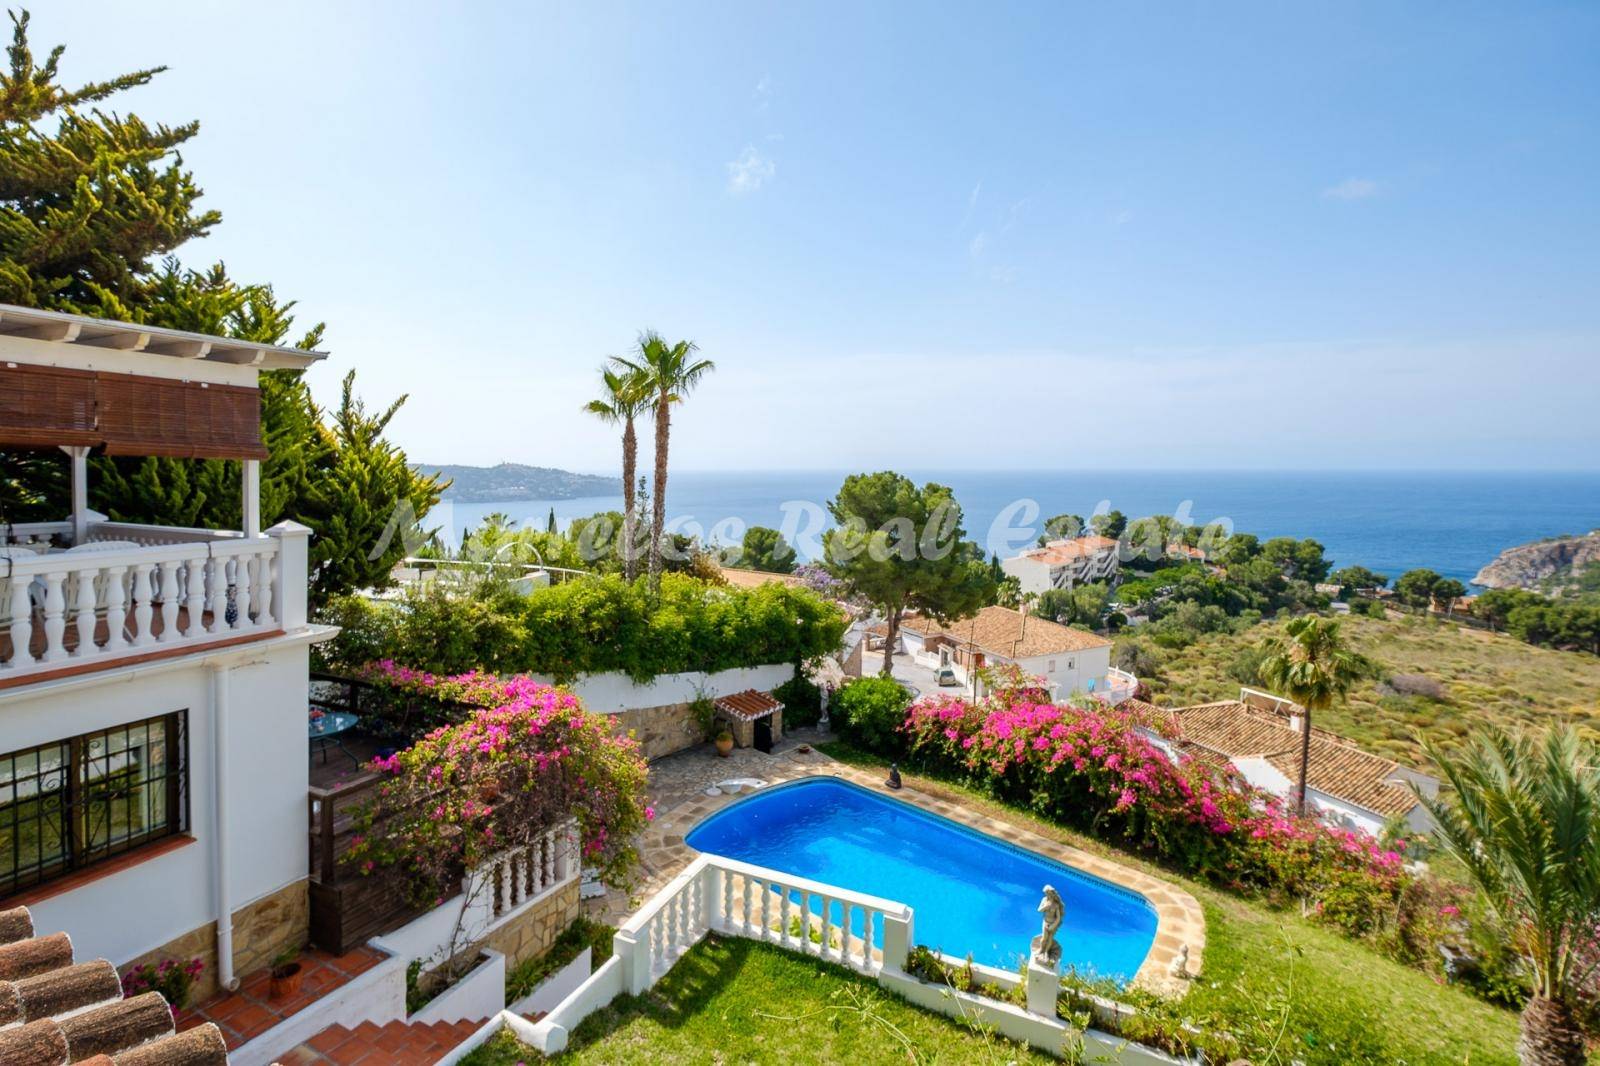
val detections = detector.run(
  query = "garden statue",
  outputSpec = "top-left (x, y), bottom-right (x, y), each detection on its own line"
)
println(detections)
top-left (1030, 885), bottom-right (1064, 968)
top-left (1168, 943), bottom-right (1190, 979)
top-left (885, 763), bottom-right (902, 790)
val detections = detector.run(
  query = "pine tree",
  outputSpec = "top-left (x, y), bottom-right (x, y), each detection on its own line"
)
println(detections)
top-left (0, 11), bottom-right (442, 599)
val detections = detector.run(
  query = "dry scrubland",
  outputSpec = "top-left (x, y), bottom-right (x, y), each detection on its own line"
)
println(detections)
top-left (1149, 611), bottom-right (1600, 768)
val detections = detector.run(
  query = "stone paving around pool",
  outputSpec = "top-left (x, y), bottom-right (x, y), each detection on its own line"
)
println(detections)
top-left (587, 726), bottom-right (1205, 997)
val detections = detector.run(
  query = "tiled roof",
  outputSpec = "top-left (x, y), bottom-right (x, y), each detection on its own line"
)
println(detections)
top-left (1019, 536), bottom-right (1120, 566)
top-left (0, 906), bottom-right (228, 1066)
top-left (714, 689), bottom-right (784, 720)
top-left (899, 605), bottom-right (1113, 658)
top-left (717, 567), bottom-right (803, 590)
top-left (1158, 700), bottom-right (1421, 818)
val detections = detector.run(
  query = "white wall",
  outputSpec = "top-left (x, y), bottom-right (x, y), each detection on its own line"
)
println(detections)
top-left (999, 556), bottom-right (1053, 596)
top-left (536, 663), bottom-right (793, 713)
top-left (4, 635), bottom-right (316, 969)
top-left (1015, 645), bottom-right (1111, 700)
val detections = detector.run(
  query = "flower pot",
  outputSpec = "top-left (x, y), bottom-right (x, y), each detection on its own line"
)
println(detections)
top-left (715, 736), bottom-right (734, 757)
top-left (268, 963), bottom-right (303, 1000)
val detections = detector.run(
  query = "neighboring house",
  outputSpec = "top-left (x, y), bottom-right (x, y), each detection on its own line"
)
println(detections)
top-left (0, 304), bottom-right (331, 1004)
top-left (1001, 536), bottom-right (1120, 595)
top-left (1131, 687), bottom-right (1439, 836)
top-left (879, 605), bottom-right (1131, 703)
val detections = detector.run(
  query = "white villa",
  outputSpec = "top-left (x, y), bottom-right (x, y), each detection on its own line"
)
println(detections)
top-left (0, 305), bottom-right (582, 1064)
top-left (1002, 535), bottom-right (1121, 595)
top-left (876, 604), bottom-right (1136, 704)
top-left (1131, 687), bottom-right (1440, 836)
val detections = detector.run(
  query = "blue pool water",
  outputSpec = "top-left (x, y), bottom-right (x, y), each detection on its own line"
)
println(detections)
top-left (685, 777), bottom-right (1157, 980)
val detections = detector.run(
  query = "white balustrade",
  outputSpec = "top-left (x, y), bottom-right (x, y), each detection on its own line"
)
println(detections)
top-left (1, 533), bottom-right (288, 676)
top-left (615, 853), bottom-right (912, 996)
top-left (486, 821), bottom-right (577, 918)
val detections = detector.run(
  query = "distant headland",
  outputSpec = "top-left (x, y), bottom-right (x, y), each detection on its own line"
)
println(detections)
top-left (415, 462), bottom-right (623, 503)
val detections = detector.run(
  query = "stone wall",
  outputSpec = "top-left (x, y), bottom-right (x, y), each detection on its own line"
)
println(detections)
top-left (610, 701), bottom-right (704, 761)
top-left (479, 879), bottom-right (581, 970)
top-left (118, 879), bottom-right (309, 1001)
top-left (725, 709), bottom-right (783, 750)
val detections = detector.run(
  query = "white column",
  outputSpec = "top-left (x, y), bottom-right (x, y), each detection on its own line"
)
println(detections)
top-left (266, 520), bottom-right (310, 631)
top-left (62, 446), bottom-right (90, 545)
top-left (1025, 956), bottom-right (1059, 1017)
top-left (241, 459), bottom-right (261, 538)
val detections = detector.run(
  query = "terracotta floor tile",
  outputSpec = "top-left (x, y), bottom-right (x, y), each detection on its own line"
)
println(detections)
top-left (307, 1025), bottom-right (355, 1054)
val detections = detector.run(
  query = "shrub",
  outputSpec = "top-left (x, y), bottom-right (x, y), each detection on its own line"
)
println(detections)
top-left (505, 916), bottom-right (615, 1002)
top-left (831, 676), bottom-right (912, 755)
top-left (1380, 673), bottom-right (1447, 700)
top-left (316, 573), bottom-right (848, 684)
top-left (348, 675), bottom-right (653, 903)
top-left (900, 689), bottom-right (1406, 938)
top-left (772, 669), bottom-right (824, 728)
top-left (120, 957), bottom-right (204, 1012)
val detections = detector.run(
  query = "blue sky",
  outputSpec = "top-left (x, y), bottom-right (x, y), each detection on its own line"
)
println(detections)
top-left (40, 2), bottom-right (1600, 471)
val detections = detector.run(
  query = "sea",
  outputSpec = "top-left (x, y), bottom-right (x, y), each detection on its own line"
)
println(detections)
top-left (432, 469), bottom-right (1600, 587)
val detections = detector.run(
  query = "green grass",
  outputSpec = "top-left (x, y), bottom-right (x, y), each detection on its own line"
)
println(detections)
top-left (460, 935), bottom-right (1054, 1065)
top-left (817, 741), bottom-right (1530, 1065)
top-left (1149, 611), bottom-right (1600, 767)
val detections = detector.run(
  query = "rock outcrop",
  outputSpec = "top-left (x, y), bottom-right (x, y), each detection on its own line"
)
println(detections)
top-left (1473, 531), bottom-right (1600, 591)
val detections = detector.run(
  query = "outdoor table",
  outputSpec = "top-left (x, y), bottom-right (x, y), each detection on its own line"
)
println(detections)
top-left (308, 709), bottom-right (360, 765)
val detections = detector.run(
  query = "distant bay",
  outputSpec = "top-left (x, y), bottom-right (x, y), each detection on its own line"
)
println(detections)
top-left (432, 469), bottom-right (1600, 586)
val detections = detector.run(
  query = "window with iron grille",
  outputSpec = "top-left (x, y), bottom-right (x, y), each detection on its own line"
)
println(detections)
top-left (0, 712), bottom-right (188, 898)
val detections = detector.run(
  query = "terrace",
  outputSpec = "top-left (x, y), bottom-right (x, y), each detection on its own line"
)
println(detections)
top-left (0, 303), bottom-right (323, 687)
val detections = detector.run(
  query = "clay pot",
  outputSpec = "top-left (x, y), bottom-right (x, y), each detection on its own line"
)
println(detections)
top-left (715, 735), bottom-right (734, 757)
top-left (268, 962), bottom-right (303, 999)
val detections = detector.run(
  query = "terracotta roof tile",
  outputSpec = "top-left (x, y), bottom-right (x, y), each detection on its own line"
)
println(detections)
top-left (713, 689), bottom-right (784, 720)
top-left (898, 605), bottom-right (1112, 658)
top-left (1156, 699), bottom-right (1423, 819)
top-left (0, 907), bottom-right (229, 1065)
top-left (1019, 536), bottom-right (1120, 566)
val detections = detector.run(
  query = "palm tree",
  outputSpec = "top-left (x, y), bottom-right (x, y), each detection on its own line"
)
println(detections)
top-left (1255, 616), bottom-right (1376, 815)
top-left (583, 365), bottom-right (652, 580)
top-left (615, 332), bottom-right (715, 582)
top-left (1416, 727), bottom-right (1600, 1065)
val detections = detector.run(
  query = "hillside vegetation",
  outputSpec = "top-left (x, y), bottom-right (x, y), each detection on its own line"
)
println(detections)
top-left (1146, 610), bottom-right (1600, 768)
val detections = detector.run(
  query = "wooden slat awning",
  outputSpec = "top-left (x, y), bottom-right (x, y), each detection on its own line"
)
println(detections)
top-left (0, 363), bottom-right (268, 459)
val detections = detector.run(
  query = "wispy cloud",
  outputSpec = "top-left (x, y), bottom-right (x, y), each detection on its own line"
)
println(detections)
top-left (727, 146), bottom-right (776, 194)
top-left (1323, 177), bottom-right (1380, 201)
top-left (754, 75), bottom-right (772, 111)
top-left (969, 182), bottom-right (982, 209)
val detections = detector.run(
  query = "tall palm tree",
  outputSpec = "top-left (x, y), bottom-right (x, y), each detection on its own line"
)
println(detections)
top-left (1256, 616), bottom-right (1375, 814)
top-left (615, 332), bottom-right (715, 582)
top-left (583, 365), bottom-right (651, 580)
top-left (1417, 727), bottom-right (1600, 1066)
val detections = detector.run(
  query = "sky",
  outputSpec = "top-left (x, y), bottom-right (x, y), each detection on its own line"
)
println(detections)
top-left (36, 1), bottom-right (1600, 472)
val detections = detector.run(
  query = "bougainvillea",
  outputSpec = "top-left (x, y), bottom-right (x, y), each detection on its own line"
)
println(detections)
top-left (347, 669), bottom-right (652, 906)
top-left (902, 688), bottom-right (1407, 936)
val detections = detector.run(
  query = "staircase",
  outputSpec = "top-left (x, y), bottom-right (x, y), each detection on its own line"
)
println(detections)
top-left (278, 1017), bottom-right (487, 1065)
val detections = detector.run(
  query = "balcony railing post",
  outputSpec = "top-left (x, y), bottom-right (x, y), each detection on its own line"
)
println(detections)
top-left (267, 520), bottom-right (310, 631)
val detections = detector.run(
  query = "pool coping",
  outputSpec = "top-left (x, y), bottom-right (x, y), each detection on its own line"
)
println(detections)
top-left (634, 748), bottom-right (1205, 997)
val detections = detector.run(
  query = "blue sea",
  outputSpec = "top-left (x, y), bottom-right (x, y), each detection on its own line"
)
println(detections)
top-left (435, 469), bottom-right (1600, 587)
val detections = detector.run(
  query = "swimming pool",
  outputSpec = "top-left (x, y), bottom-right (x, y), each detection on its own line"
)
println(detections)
top-left (685, 777), bottom-right (1157, 979)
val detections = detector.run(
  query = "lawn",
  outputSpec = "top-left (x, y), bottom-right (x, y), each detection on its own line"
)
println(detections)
top-left (459, 935), bottom-right (1055, 1065)
top-left (816, 742), bottom-right (1529, 1065)
top-left (1147, 610), bottom-right (1600, 767)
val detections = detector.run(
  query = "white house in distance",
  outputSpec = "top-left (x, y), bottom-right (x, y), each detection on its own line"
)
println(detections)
top-left (878, 605), bottom-right (1135, 703)
top-left (0, 304), bottom-right (330, 1002)
top-left (1132, 687), bottom-right (1440, 836)
top-left (1002, 535), bottom-right (1120, 595)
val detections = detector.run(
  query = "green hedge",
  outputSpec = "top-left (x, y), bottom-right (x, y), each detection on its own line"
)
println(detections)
top-left (830, 676), bottom-right (912, 754)
top-left (315, 573), bottom-right (848, 684)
